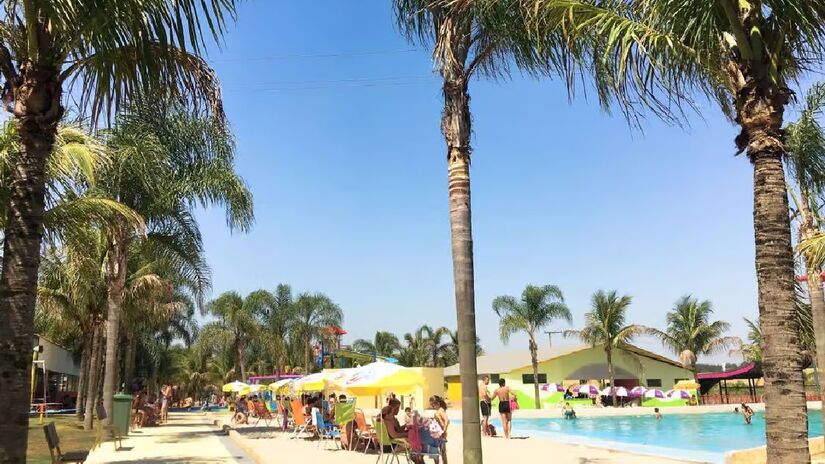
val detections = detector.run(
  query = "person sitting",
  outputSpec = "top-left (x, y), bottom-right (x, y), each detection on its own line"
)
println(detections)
top-left (381, 399), bottom-right (408, 439)
top-left (564, 387), bottom-right (574, 400)
top-left (687, 395), bottom-right (698, 406)
top-left (562, 402), bottom-right (577, 420)
top-left (234, 395), bottom-right (248, 424)
top-left (404, 407), bottom-right (414, 427)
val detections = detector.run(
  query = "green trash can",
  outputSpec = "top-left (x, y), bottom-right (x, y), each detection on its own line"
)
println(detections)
top-left (112, 393), bottom-right (133, 436)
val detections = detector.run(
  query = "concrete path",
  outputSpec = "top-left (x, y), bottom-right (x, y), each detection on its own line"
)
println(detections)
top-left (86, 412), bottom-right (253, 464)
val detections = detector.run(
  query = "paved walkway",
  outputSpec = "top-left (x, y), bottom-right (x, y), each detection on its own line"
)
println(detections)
top-left (86, 412), bottom-right (252, 464)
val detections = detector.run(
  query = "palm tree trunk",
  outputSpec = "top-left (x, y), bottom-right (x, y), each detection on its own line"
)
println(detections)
top-left (440, 20), bottom-right (482, 460)
top-left (123, 332), bottom-right (136, 388)
top-left (745, 88), bottom-right (810, 461)
top-left (529, 336), bottom-right (541, 409)
top-left (237, 339), bottom-right (247, 382)
top-left (84, 324), bottom-right (103, 430)
top-left (606, 348), bottom-right (617, 407)
top-left (102, 233), bottom-right (129, 426)
top-left (0, 65), bottom-right (64, 463)
top-left (76, 335), bottom-right (92, 421)
top-left (798, 188), bottom-right (825, 437)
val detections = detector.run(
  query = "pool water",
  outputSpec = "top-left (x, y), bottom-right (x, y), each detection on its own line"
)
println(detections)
top-left (487, 410), bottom-right (823, 463)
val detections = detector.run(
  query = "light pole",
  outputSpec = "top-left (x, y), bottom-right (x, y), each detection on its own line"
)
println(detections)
top-left (545, 331), bottom-right (564, 348)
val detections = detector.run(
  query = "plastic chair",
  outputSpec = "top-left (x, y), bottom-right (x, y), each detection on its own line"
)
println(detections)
top-left (354, 409), bottom-right (377, 453)
top-left (374, 417), bottom-right (407, 464)
top-left (313, 408), bottom-right (341, 450)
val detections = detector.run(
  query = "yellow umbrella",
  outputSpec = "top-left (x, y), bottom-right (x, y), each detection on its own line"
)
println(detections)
top-left (222, 381), bottom-right (248, 393)
top-left (294, 372), bottom-right (328, 393)
top-left (674, 380), bottom-right (701, 390)
top-left (268, 378), bottom-right (294, 392)
top-left (344, 362), bottom-right (424, 396)
top-left (239, 384), bottom-right (266, 396)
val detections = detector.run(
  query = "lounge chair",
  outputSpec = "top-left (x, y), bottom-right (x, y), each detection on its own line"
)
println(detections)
top-left (289, 400), bottom-right (314, 439)
top-left (312, 409), bottom-right (341, 450)
top-left (354, 409), bottom-right (377, 453)
top-left (44, 422), bottom-right (89, 464)
top-left (254, 401), bottom-right (274, 427)
top-left (93, 404), bottom-right (123, 451)
top-left (373, 417), bottom-right (407, 464)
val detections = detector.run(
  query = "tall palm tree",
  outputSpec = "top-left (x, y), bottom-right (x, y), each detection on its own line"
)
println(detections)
top-left (96, 98), bottom-right (252, 424)
top-left (291, 292), bottom-right (343, 372)
top-left (649, 296), bottom-right (738, 375)
top-left (353, 331), bottom-right (402, 358)
top-left (263, 283), bottom-right (296, 377)
top-left (417, 325), bottom-right (454, 367)
top-left (392, 2), bottom-right (555, 458)
top-left (0, 2), bottom-right (238, 457)
top-left (397, 331), bottom-right (431, 367)
top-left (565, 290), bottom-right (646, 407)
top-left (205, 291), bottom-right (271, 382)
top-left (493, 284), bottom-right (572, 409)
top-left (521, 0), bottom-right (825, 459)
top-left (785, 82), bottom-right (825, 434)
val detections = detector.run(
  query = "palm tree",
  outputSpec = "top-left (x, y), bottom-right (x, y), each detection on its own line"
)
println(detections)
top-left (650, 296), bottom-right (739, 375)
top-left (0, 1), bottom-right (238, 457)
top-left (291, 293), bottom-right (343, 372)
top-left (784, 82), bottom-right (825, 434)
top-left (521, 0), bottom-right (824, 458)
top-left (417, 325), bottom-right (454, 367)
top-left (392, 2), bottom-right (553, 458)
top-left (397, 331), bottom-right (431, 367)
top-left (96, 98), bottom-right (252, 424)
top-left (263, 283), bottom-right (296, 377)
top-left (493, 284), bottom-right (571, 409)
top-left (353, 331), bottom-right (402, 358)
top-left (205, 291), bottom-right (271, 382)
top-left (443, 329), bottom-right (484, 366)
top-left (565, 290), bottom-right (646, 408)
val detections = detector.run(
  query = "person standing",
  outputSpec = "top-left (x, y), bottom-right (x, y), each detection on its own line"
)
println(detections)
top-left (478, 375), bottom-right (492, 435)
top-left (493, 378), bottom-right (512, 439)
top-left (160, 384), bottom-right (172, 423)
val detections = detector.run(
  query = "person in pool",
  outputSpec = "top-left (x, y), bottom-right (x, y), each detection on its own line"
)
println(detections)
top-left (562, 402), bottom-right (576, 419)
top-left (654, 408), bottom-right (662, 420)
top-left (741, 403), bottom-right (754, 424)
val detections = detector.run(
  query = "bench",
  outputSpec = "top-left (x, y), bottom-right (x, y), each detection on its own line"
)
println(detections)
top-left (43, 422), bottom-right (89, 464)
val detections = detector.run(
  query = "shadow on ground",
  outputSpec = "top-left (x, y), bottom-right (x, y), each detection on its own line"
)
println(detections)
top-left (98, 458), bottom-right (246, 463)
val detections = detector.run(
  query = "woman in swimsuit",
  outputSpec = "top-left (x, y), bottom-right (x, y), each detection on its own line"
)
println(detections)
top-left (494, 378), bottom-right (512, 439)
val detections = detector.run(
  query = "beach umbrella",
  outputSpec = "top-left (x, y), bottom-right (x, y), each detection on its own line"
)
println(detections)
top-left (574, 384), bottom-right (600, 395)
top-left (268, 378), bottom-right (294, 392)
top-left (629, 386), bottom-right (647, 397)
top-left (344, 362), bottom-right (425, 396)
top-left (673, 380), bottom-right (701, 390)
top-left (294, 372), bottom-right (329, 393)
top-left (666, 389), bottom-right (692, 399)
top-left (222, 381), bottom-right (248, 393)
top-left (239, 384), bottom-right (266, 396)
top-left (542, 383), bottom-right (564, 392)
top-left (600, 386), bottom-right (629, 397)
top-left (643, 389), bottom-right (665, 399)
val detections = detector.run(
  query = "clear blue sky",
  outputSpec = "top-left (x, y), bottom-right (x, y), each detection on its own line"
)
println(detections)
top-left (192, 1), bottom-right (796, 362)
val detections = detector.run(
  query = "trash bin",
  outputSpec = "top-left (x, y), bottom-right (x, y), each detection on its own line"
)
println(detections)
top-left (112, 393), bottom-right (133, 436)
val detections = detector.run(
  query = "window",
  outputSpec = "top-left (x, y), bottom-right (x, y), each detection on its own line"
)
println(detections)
top-left (522, 373), bottom-right (547, 384)
top-left (490, 374), bottom-right (500, 383)
top-left (647, 379), bottom-right (662, 387)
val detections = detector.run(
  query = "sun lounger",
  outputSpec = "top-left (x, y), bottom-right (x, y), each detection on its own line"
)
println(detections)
top-left (354, 409), bottom-right (377, 453)
top-left (289, 400), bottom-right (314, 439)
top-left (254, 401), bottom-right (274, 427)
top-left (44, 422), bottom-right (89, 464)
top-left (312, 409), bottom-right (341, 450)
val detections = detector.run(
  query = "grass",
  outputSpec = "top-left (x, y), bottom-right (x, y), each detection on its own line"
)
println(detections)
top-left (27, 414), bottom-right (97, 464)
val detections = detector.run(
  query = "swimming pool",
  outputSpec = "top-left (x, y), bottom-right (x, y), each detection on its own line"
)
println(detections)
top-left (486, 410), bottom-right (823, 463)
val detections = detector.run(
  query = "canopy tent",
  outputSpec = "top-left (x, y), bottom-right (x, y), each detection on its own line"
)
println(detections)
top-left (697, 362), bottom-right (762, 403)
top-left (343, 362), bottom-right (425, 396)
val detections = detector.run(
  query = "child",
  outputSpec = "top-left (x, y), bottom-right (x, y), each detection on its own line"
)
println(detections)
top-left (562, 402), bottom-right (577, 420)
top-left (404, 407), bottom-right (414, 427)
top-left (654, 408), bottom-right (662, 420)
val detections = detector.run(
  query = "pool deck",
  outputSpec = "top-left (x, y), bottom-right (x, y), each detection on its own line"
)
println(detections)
top-left (212, 412), bottom-right (704, 464)
top-left (85, 412), bottom-right (252, 463)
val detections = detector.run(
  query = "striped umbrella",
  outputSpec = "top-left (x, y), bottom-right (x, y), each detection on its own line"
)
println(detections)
top-left (629, 386), bottom-right (647, 397)
top-left (574, 384), bottom-right (600, 395)
top-left (643, 388), bottom-right (665, 399)
top-left (666, 389), bottom-right (692, 399)
top-left (600, 386), bottom-right (629, 397)
top-left (542, 383), bottom-right (564, 392)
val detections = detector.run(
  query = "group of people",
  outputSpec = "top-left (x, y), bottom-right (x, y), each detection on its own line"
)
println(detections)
top-left (131, 384), bottom-right (172, 428)
top-left (380, 394), bottom-right (450, 464)
top-left (478, 375), bottom-right (518, 439)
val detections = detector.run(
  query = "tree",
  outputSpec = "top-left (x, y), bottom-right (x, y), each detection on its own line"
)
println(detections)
top-left (417, 325), bottom-right (454, 367)
top-left (650, 296), bottom-right (739, 375)
top-left (493, 284), bottom-right (572, 409)
top-left (96, 99), bottom-right (252, 424)
top-left (397, 331), bottom-right (430, 367)
top-left (0, 1), bottom-right (238, 458)
top-left (353, 331), bottom-right (402, 358)
top-left (205, 291), bottom-right (271, 382)
top-left (262, 283), bottom-right (296, 377)
top-left (785, 82), bottom-right (825, 435)
top-left (291, 292), bottom-right (343, 372)
top-left (521, 0), bottom-right (824, 459)
top-left (392, 2), bottom-right (552, 458)
top-left (565, 290), bottom-right (646, 407)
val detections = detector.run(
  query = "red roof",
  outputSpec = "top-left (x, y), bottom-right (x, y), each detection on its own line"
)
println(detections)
top-left (322, 326), bottom-right (347, 335)
top-left (697, 362), bottom-right (758, 380)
